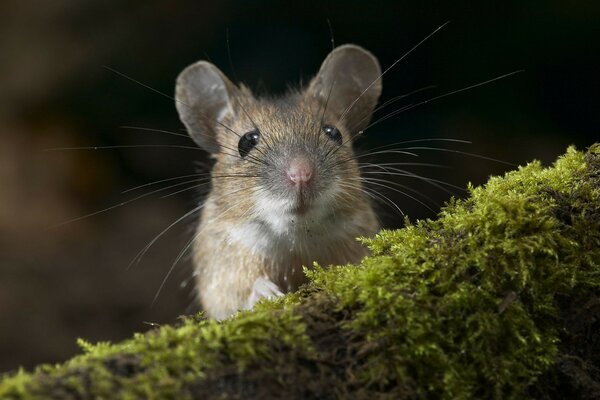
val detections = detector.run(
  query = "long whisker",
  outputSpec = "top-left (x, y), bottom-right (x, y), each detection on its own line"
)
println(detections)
top-left (365, 70), bottom-right (524, 131)
top-left (45, 144), bottom-right (205, 151)
top-left (224, 30), bottom-right (264, 139)
top-left (134, 184), bottom-right (261, 273)
top-left (336, 149), bottom-right (420, 164)
top-left (152, 185), bottom-right (262, 303)
top-left (226, 28), bottom-right (240, 82)
top-left (336, 181), bottom-right (388, 211)
top-left (397, 146), bottom-right (516, 166)
top-left (104, 65), bottom-right (244, 141)
top-left (160, 182), bottom-right (212, 198)
top-left (128, 204), bottom-right (203, 271)
top-left (120, 126), bottom-right (192, 139)
top-left (103, 66), bottom-right (185, 107)
top-left (335, 21), bottom-right (450, 130)
top-left (348, 84), bottom-right (437, 137)
top-left (375, 85), bottom-right (437, 113)
top-left (49, 178), bottom-right (207, 229)
top-left (361, 161), bottom-right (448, 169)
top-left (327, 19), bottom-right (335, 50)
top-left (363, 138), bottom-right (471, 153)
top-left (360, 169), bottom-right (465, 194)
top-left (46, 143), bottom-right (267, 167)
top-left (125, 172), bottom-right (263, 196)
top-left (122, 174), bottom-right (206, 194)
top-left (359, 176), bottom-right (439, 206)
top-left (358, 177), bottom-right (438, 213)
top-left (339, 180), bottom-right (405, 217)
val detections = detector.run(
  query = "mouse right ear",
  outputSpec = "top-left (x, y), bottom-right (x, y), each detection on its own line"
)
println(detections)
top-left (307, 44), bottom-right (382, 134)
top-left (175, 61), bottom-right (237, 154)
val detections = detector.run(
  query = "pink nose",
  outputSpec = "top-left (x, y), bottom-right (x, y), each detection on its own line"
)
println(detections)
top-left (287, 157), bottom-right (313, 185)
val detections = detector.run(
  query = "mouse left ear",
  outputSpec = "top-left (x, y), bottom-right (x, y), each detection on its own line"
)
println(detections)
top-left (175, 61), bottom-right (238, 154)
top-left (307, 44), bottom-right (382, 134)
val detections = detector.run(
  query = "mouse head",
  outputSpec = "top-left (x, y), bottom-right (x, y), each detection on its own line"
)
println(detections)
top-left (175, 45), bottom-right (381, 229)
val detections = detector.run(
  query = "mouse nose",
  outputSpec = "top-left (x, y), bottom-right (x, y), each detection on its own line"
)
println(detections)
top-left (287, 156), bottom-right (313, 185)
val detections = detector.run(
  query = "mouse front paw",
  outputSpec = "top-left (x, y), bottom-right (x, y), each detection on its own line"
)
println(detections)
top-left (245, 276), bottom-right (284, 310)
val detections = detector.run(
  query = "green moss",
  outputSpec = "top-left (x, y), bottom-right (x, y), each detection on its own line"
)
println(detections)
top-left (1, 145), bottom-right (599, 399)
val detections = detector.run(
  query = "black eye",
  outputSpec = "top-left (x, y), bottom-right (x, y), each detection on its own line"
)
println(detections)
top-left (238, 130), bottom-right (260, 158)
top-left (322, 124), bottom-right (342, 145)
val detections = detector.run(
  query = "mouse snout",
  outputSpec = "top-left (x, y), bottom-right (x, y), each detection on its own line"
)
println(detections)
top-left (286, 156), bottom-right (313, 186)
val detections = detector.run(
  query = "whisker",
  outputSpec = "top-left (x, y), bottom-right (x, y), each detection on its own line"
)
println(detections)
top-left (120, 126), bottom-right (192, 139)
top-left (358, 103), bottom-right (414, 132)
top-left (160, 182), bottom-right (211, 198)
top-left (359, 161), bottom-right (463, 194)
top-left (46, 142), bottom-right (266, 167)
top-left (335, 21), bottom-right (451, 130)
top-left (125, 172), bottom-right (263, 196)
top-left (152, 185), bottom-right (262, 303)
top-left (375, 85), bottom-right (437, 113)
top-left (336, 181), bottom-right (383, 209)
top-left (49, 178), bottom-right (207, 229)
top-left (226, 28), bottom-right (240, 82)
top-left (349, 84), bottom-right (437, 136)
top-left (364, 70), bottom-right (524, 132)
top-left (122, 174), bottom-right (207, 194)
top-left (361, 169), bottom-right (465, 194)
top-left (45, 144), bottom-right (205, 151)
top-left (327, 19), bottom-right (335, 50)
top-left (133, 185), bottom-right (259, 272)
top-left (224, 31), bottom-right (268, 143)
top-left (363, 138), bottom-right (471, 154)
top-left (360, 161), bottom-right (448, 169)
top-left (359, 177), bottom-right (438, 213)
top-left (338, 180), bottom-right (405, 217)
top-left (103, 66), bottom-right (185, 107)
top-left (128, 204), bottom-right (203, 271)
top-left (337, 149), bottom-right (420, 164)
top-left (104, 65), bottom-right (244, 141)
top-left (399, 146), bottom-right (516, 166)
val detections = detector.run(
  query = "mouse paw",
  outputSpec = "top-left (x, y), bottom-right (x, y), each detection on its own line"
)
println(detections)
top-left (245, 276), bottom-right (284, 310)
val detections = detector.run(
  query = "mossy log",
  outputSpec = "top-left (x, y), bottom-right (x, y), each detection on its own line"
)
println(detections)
top-left (1, 145), bottom-right (599, 399)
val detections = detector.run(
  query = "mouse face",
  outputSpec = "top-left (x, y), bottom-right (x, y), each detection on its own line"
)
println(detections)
top-left (175, 45), bottom-right (382, 235)
top-left (210, 96), bottom-right (366, 234)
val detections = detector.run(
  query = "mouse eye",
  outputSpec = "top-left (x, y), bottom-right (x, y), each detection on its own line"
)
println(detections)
top-left (238, 130), bottom-right (260, 158)
top-left (322, 124), bottom-right (342, 145)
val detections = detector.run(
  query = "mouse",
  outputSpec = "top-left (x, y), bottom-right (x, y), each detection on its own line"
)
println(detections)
top-left (175, 44), bottom-right (382, 319)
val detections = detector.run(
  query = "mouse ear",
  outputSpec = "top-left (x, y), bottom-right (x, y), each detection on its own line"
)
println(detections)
top-left (175, 61), bottom-right (237, 153)
top-left (308, 44), bottom-right (382, 134)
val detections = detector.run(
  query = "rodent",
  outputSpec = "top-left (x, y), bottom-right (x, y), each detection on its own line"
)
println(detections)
top-left (175, 44), bottom-right (382, 319)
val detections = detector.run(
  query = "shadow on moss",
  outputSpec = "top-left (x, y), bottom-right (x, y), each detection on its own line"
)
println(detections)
top-left (1, 145), bottom-right (599, 399)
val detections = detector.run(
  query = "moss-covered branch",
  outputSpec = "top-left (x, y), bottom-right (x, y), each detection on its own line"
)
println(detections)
top-left (2, 145), bottom-right (599, 399)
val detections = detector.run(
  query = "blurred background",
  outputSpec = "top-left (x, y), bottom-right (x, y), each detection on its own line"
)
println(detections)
top-left (0, 0), bottom-right (598, 372)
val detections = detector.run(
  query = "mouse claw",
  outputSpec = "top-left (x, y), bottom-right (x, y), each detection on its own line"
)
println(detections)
top-left (245, 276), bottom-right (284, 310)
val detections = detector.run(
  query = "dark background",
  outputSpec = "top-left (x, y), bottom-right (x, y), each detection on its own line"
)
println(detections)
top-left (0, 0), bottom-right (598, 372)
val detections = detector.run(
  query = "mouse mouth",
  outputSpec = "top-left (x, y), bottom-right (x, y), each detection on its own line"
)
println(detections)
top-left (290, 200), bottom-right (309, 215)
top-left (288, 191), bottom-right (311, 215)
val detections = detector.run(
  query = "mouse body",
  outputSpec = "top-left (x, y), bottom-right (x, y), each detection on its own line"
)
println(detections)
top-left (175, 45), bottom-right (382, 319)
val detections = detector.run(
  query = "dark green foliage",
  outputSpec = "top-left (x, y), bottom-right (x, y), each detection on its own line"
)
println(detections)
top-left (1, 145), bottom-right (598, 399)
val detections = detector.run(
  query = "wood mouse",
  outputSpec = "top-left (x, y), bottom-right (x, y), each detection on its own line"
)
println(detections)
top-left (175, 44), bottom-right (381, 319)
